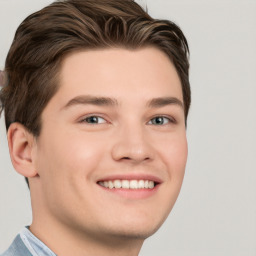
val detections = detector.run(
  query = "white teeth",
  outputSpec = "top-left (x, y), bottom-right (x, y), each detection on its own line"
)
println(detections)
top-left (108, 181), bottom-right (114, 189)
top-left (138, 180), bottom-right (145, 189)
top-left (130, 180), bottom-right (138, 189)
top-left (113, 180), bottom-right (121, 189)
top-left (148, 181), bottom-right (154, 189)
top-left (121, 180), bottom-right (130, 189)
top-left (99, 180), bottom-right (156, 189)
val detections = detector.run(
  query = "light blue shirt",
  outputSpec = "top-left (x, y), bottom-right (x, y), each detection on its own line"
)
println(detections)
top-left (1, 227), bottom-right (56, 256)
top-left (1, 227), bottom-right (143, 256)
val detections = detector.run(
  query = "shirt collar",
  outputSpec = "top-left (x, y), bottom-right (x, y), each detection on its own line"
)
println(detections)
top-left (19, 227), bottom-right (56, 256)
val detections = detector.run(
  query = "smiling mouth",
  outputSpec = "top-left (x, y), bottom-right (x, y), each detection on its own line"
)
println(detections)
top-left (97, 180), bottom-right (157, 189)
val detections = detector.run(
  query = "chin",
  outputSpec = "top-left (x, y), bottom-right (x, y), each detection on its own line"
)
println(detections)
top-left (103, 215), bottom-right (166, 241)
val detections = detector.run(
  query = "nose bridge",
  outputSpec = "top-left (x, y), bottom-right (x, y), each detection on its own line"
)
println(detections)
top-left (111, 120), bottom-right (153, 162)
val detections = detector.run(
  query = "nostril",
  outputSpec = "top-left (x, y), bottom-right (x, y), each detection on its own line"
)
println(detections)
top-left (111, 142), bottom-right (154, 162)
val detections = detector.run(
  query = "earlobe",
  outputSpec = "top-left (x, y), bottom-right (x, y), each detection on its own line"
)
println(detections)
top-left (7, 122), bottom-right (38, 178)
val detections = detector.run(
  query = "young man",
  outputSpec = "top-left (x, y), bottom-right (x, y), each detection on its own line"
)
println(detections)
top-left (0, 0), bottom-right (190, 255)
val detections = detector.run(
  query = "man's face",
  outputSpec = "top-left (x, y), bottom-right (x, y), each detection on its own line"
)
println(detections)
top-left (32, 47), bottom-right (187, 241)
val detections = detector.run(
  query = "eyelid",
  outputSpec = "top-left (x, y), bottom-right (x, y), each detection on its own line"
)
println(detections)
top-left (78, 114), bottom-right (109, 124)
top-left (147, 115), bottom-right (176, 125)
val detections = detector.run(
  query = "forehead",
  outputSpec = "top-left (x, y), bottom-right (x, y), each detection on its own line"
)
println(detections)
top-left (52, 47), bottom-right (183, 108)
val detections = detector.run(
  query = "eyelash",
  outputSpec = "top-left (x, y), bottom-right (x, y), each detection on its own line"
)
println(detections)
top-left (79, 115), bottom-right (175, 126)
top-left (148, 116), bottom-right (175, 125)
top-left (79, 115), bottom-right (107, 124)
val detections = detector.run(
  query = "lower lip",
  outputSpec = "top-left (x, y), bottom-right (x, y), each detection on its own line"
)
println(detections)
top-left (97, 184), bottom-right (160, 199)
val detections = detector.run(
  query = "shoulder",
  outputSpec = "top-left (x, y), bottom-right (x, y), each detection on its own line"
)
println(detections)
top-left (0, 234), bottom-right (32, 256)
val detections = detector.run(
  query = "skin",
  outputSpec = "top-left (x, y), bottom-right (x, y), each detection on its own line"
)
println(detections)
top-left (8, 47), bottom-right (187, 256)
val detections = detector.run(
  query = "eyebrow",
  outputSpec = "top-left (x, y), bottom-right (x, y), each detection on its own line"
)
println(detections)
top-left (62, 95), bottom-right (118, 110)
top-left (147, 97), bottom-right (184, 109)
top-left (61, 95), bottom-right (183, 110)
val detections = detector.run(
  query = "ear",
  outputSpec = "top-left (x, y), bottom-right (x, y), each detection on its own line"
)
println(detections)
top-left (7, 122), bottom-right (38, 178)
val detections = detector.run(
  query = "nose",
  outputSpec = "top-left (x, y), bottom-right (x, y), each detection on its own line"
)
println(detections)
top-left (111, 124), bottom-right (155, 164)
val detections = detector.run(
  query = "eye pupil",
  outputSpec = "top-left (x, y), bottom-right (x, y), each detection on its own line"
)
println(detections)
top-left (86, 116), bottom-right (98, 123)
top-left (153, 117), bottom-right (164, 125)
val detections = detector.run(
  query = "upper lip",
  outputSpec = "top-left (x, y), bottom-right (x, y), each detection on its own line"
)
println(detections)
top-left (97, 174), bottom-right (163, 184)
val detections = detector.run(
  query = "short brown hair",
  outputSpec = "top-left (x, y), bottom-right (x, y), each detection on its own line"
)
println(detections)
top-left (0, 0), bottom-right (191, 188)
top-left (0, 0), bottom-right (190, 137)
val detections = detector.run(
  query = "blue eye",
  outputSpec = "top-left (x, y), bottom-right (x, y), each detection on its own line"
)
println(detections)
top-left (82, 116), bottom-right (106, 124)
top-left (149, 116), bottom-right (172, 125)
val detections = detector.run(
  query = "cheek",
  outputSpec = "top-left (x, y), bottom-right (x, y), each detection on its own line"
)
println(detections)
top-left (34, 130), bottom-right (107, 213)
top-left (159, 132), bottom-right (188, 178)
top-left (36, 128), bottom-right (110, 187)
top-left (150, 133), bottom-right (187, 223)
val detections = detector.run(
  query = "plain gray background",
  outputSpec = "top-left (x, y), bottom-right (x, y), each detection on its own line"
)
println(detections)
top-left (0, 0), bottom-right (255, 255)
